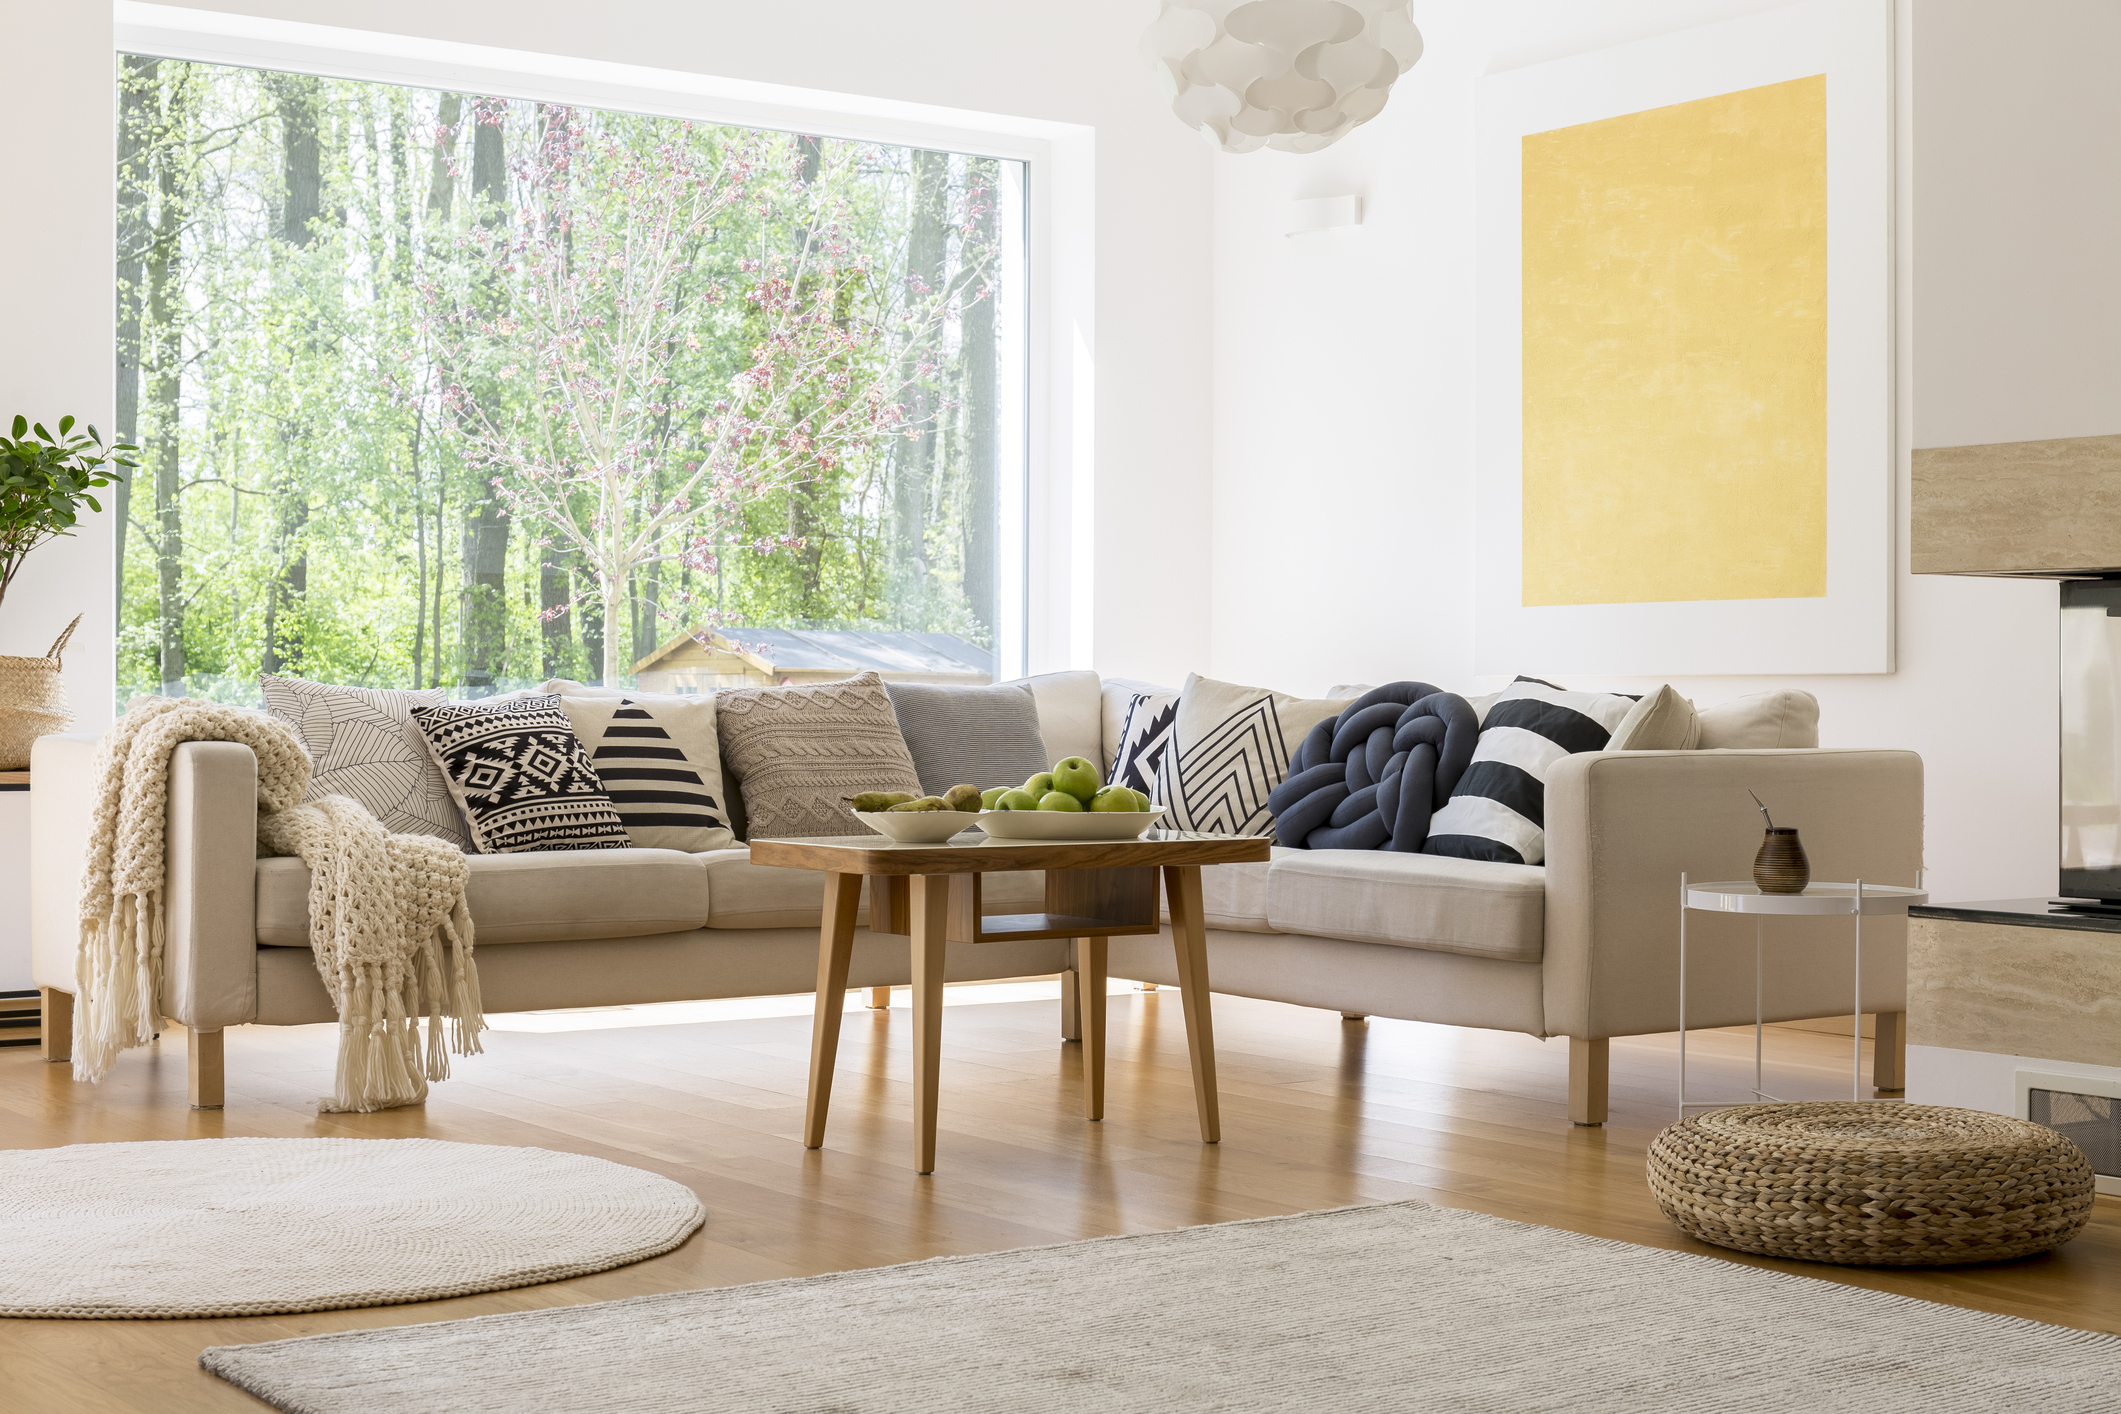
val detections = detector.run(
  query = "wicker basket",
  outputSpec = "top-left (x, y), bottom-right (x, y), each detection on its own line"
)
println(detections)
top-left (0, 615), bottom-right (79, 770)
top-left (1648, 1101), bottom-right (2094, 1266)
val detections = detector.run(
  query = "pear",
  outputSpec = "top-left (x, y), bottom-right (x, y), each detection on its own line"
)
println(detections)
top-left (1038, 790), bottom-right (1085, 812)
top-left (886, 795), bottom-right (949, 812)
top-left (942, 783), bottom-right (982, 813)
top-left (849, 791), bottom-right (916, 813)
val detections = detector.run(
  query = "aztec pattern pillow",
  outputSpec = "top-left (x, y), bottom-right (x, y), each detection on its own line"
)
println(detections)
top-left (540, 682), bottom-right (734, 853)
top-left (259, 676), bottom-right (468, 848)
top-left (1152, 674), bottom-right (1346, 837)
top-left (1424, 679), bottom-right (1635, 866)
top-left (885, 681), bottom-right (1051, 798)
top-left (409, 694), bottom-right (630, 854)
top-left (714, 671), bottom-right (922, 840)
top-left (1107, 690), bottom-right (1178, 797)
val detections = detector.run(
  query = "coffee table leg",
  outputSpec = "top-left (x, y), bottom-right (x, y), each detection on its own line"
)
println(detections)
top-left (1163, 864), bottom-right (1221, 1143)
top-left (1079, 936), bottom-right (1108, 1120)
top-left (803, 872), bottom-right (863, 1149)
top-left (910, 874), bottom-right (950, 1174)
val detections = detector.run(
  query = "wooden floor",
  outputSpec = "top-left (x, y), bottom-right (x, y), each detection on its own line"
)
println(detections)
top-left (4, 987), bottom-right (2120, 1412)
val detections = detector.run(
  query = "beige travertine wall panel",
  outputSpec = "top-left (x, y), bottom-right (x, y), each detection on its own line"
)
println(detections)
top-left (1909, 918), bottom-right (2121, 1064)
top-left (1911, 433), bottom-right (2121, 576)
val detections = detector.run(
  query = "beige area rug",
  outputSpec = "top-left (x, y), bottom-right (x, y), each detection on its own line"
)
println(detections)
top-left (1, 1138), bottom-right (704, 1319)
top-left (203, 1200), bottom-right (2121, 1413)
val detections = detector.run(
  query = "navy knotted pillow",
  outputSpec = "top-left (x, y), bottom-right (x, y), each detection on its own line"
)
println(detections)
top-left (1264, 682), bottom-right (1480, 852)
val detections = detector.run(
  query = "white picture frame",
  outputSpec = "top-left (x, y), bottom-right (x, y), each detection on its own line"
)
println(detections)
top-left (1474, 0), bottom-right (1894, 677)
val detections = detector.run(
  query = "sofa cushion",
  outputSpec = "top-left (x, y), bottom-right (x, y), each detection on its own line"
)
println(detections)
top-left (1016, 670), bottom-right (1103, 771)
top-left (1159, 850), bottom-right (1288, 933)
top-left (1267, 850), bottom-right (1545, 963)
top-left (697, 848), bottom-right (1047, 929)
top-left (1696, 689), bottom-right (1820, 748)
top-left (257, 848), bottom-right (710, 947)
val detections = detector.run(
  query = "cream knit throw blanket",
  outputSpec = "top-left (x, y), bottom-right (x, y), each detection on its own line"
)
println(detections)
top-left (74, 698), bottom-right (484, 1113)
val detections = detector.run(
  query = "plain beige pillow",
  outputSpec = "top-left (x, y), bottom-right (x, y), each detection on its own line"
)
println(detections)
top-left (1608, 684), bottom-right (1701, 751)
top-left (1696, 689), bottom-right (1820, 749)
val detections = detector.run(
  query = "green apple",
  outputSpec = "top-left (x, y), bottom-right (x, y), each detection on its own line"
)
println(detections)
top-left (980, 786), bottom-right (1009, 810)
top-left (1038, 790), bottom-right (1085, 812)
top-left (1091, 785), bottom-right (1145, 813)
top-left (1052, 756), bottom-right (1100, 801)
top-left (995, 788), bottom-right (1040, 812)
top-left (1023, 771), bottom-right (1055, 798)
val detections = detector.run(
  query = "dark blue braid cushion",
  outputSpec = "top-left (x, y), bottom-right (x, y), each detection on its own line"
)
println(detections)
top-left (1264, 682), bottom-right (1480, 852)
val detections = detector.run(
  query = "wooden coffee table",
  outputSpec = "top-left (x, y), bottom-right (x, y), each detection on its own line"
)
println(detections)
top-left (747, 830), bottom-right (1272, 1173)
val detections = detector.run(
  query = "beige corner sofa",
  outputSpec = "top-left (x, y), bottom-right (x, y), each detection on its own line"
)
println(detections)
top-left (30, 671), bottom-right (1922, 1125)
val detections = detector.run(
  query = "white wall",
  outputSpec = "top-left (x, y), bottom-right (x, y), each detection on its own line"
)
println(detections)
top-left (0, 0), bottom-right (1218, 725)
top-left (1207, 0), bottom-right (2116, 904)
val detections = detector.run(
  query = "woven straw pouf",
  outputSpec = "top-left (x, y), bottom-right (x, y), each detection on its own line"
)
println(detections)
top-left (1647, 1102), bottom-right (2094, 1266)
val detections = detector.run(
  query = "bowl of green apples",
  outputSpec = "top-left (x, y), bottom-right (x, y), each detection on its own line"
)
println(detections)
top-left (974, 757), bottom-right (1167, 841)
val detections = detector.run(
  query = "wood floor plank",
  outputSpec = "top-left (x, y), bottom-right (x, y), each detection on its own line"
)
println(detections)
top-left (5, 990), bottom-right (2120, 1414)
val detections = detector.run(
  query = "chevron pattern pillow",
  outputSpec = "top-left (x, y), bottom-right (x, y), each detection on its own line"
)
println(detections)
top-left (1107, 690), bottom-right (1179, 797)
top-left (1152, 674), bottom-right (1345, 837)
top-left (1423, 679), bottom-right (1635, 865)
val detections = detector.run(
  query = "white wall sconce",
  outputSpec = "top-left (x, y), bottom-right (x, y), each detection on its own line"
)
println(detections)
top-left (1142, 1), bottom-right (1423, 154)
top-left (1285, 194), bottom-right (1364, 236)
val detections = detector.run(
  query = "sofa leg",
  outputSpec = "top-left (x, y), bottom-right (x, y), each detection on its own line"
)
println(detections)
top-left (1060, 967), bottom-right (1082, 1043)
top-left (40, 992), bottom-right (72, 1068)
top-left (188, 1027), bottom-right (225, 1110)
top-left (40, 987), bottom-right (72, 1064)
top-left (1873, 1011), bottom-right (1906, 1092)
top-left (866, 986), bottom-right (891, 1010)
top-left (1569, 1037), bottom-right (1609, 1126)
top-left (1340, 1013), bottom-right (1367, 1022)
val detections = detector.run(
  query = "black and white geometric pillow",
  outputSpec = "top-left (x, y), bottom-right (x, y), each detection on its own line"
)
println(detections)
top-left (1107, 690), bottom-right (1178, 796)
top-left (549, 693), bottom-right (733, 852)
top-left (1423, 680), bottom-right (1635, 866)
top-left (1152, 675), bottom-right (1345, 837)
top-left (409, 694), bottom-right (630, 854)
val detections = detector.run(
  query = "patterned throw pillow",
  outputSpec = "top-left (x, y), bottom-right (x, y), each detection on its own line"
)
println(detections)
top-left (714, 671), bottom-right (923, 840)
top-left (1152, 674), bottom-right (1347, 837)
top-left (409, 694), bottom-right (630, 854)
top-left (1107, 690), bottom-right (1178, 796)
top-left (540, 682), bottom-right (735, 853)
top-left (1424, 679), bottom-right (1636, 865)
top-left (259, 676), bottom-right (468, 848)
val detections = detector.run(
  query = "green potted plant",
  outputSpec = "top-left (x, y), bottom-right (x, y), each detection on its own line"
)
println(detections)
top-left (0, 415), bottom-right (135, 768)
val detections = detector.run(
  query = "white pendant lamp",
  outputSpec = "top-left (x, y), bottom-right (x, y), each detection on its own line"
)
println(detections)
top-left (1141, 0), bottom-right (1424, 154)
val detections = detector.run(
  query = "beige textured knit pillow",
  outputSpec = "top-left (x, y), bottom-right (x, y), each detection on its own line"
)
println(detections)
top-left (714, 671), bottom-right (922, 840)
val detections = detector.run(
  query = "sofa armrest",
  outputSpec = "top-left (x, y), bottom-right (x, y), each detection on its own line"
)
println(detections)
top-left (1542, 748), bottom-right (1923, 1040)
top-left (31, 735), bottom-right (259, 1030)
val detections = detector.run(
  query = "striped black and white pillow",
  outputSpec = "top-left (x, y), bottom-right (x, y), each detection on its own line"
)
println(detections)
top-left (542, 683), bottom-right (736, 853)
top-left (1423, 680), bottom-right (1634, 865)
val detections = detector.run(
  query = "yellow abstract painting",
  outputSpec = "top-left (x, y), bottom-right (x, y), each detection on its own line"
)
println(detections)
top-left (1520, 74), bottom-right (1827, 607)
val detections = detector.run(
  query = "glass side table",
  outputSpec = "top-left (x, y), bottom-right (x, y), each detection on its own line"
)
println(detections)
top-left (1678, 874), bottom-right (1928, 1118)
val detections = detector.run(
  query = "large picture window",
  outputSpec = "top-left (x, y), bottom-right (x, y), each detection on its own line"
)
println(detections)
top-left (113, 55), bottom-right (1025, 703)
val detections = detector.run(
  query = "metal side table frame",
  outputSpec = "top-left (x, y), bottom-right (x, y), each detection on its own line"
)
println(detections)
top-left (1678, 874), bottom-right (1928, 1118)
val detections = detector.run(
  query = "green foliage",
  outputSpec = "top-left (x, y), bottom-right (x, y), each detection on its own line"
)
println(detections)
top-left (113, 57), bottom-right (1012, 705)
top-left (0, 414), bottom-right (135, 606)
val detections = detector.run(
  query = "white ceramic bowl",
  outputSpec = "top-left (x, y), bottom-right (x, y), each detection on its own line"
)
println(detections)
top-left (851, 810), bottom-right (983, 844)
top-left (974, 807), bottom-right (1168, 842)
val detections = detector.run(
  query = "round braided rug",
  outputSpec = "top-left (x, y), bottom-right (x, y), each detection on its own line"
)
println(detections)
top-left (1648, 1102), bottom-right (2093, 1266)
top-left (0, 1138), bottom-right (705, 1319)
